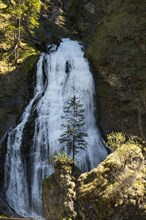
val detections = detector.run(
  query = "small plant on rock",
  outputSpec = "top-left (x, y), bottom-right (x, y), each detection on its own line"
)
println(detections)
top-left (107, 132), bottom-right (126, 151)
top-left (53, 152), bottom-right (73, 165)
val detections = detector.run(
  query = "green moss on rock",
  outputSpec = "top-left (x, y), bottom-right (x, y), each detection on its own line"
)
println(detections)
top-left (42, 160), bottom-right (77, 220)
top-left (77, 141), bottom-right (146, 220)
top-left (42, 137), bottom-right (146, 220)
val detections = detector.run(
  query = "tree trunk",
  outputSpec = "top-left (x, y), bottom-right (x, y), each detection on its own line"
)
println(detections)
top-left (72, 136), bottom-right (75, 161)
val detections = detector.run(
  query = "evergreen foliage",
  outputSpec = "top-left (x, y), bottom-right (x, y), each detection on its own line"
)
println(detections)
top-left (0, 0), bottom-right (40, 64)
top-left (59, 95), bottom-right (87, 160)
top-left (4, 0), bottom-right (40, 35)
top-left (107, 132), bottom-right (126, 151)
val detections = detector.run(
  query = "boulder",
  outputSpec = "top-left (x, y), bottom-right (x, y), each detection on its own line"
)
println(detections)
top-left (77, 142), bottom-right (146, 220)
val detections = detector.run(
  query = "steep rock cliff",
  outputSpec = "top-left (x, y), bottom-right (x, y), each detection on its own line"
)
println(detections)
top-left (85, 0), bottom-right (146, 139)
top-left (0, 0), bottom-right (146, 140)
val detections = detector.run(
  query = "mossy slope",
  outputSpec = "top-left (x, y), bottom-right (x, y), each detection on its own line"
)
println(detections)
top-left (85, 0), bottom-right (146, 139)
top-left (77, 142), bottom-right (146, 220)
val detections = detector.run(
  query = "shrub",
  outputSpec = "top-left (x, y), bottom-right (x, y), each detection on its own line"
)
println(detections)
top-left (52, 152), bottom-right (73, 166)
top-left (107, 132), bottom-right (126, 151)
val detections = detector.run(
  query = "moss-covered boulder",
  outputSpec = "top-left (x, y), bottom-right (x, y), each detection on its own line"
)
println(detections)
top-left (42, 154), bottom-right (77, 220)
top-left (77, 142), bottom-right (146, 220)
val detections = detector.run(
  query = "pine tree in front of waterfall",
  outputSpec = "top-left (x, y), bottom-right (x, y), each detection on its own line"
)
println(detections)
top-left (59, 95), bottom-right (88, 161)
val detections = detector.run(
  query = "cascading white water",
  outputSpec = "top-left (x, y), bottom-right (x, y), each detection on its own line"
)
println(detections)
top-left (4, 56), bottom-right (45, 217)
top-left (4, 38), bottom-right (107, 217)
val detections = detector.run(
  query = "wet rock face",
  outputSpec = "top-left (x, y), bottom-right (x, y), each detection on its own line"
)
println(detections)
top-left (0, 58), bottom-right (37, 215)
top-left (0, 133), bottom-right (8, 191)
top-left (0, 77), bottom-right (26, 139)
top-left (43, 142), bottom-right (146, 220)
top-left (0, 58), bottom-right (36, 139)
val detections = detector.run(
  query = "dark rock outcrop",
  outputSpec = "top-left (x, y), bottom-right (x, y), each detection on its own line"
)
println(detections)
top-left (0, 54), bottom-right (38, 139)
top-left (42, 159), bottom-right (77, 220)
top-left (35, 35), bottom-right (62, 53)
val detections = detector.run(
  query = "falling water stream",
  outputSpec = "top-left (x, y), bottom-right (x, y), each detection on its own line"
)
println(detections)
top-left (4, 39), bottom-right (107, 218)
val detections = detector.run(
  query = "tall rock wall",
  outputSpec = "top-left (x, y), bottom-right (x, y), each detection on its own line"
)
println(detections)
top-left (85, 0), bottom-right (146, 139)
top-left (0, 0), bottom-right (146, 139)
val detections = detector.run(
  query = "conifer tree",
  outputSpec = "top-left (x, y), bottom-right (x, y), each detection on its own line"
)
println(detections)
top-left (6, 0), bottom-right (40, 35)
top-left (2, 0), bottom-right (40, 61)
top-left (59, 95), bottom-right (88, 161)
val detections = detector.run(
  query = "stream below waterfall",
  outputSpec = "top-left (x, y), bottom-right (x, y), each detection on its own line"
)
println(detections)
top-left (4, 38), bottom-right (107, 218)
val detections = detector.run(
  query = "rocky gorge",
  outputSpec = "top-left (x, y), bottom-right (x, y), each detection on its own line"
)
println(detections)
top-left (0, 0), bottom-right (146, 219)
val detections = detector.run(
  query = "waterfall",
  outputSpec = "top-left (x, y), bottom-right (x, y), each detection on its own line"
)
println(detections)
top-left (4, 38), bottom-right (107, 217)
